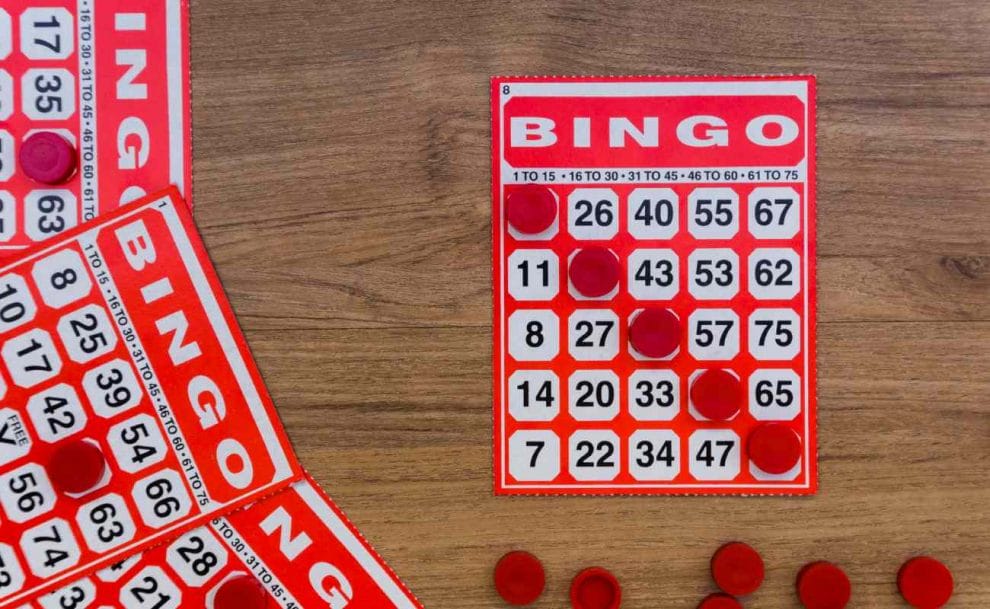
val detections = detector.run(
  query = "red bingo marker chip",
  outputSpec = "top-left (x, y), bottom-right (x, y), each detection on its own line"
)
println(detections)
top-left (897, 556), bottom-right (953, 609)
top-left (698, 593), bottom-right (744, 609)
top-left (748, 424), bottom-right (802, 474)
top-left (711, 541), bottom-right (765, 596)
top-left (628, 307), bottom-right (681, 358)
top-left (796, 561), bottom-right (851, 609)
top-left (690, 369), bottom-right (742, 421)
top-left (214, 574), bottom-right (270, 609)
top-left (19, 131), bottom-right (78, 185)
top-left (570, 566), bottom-right (621, 609)
top-left (494, 551), bottom-right (546, 606)
top-left (569, 247), bottom-right (620, 297)
top-left (48, 440), bottom-right (107, 495)
top-left (506, 184), bottom-right (557, 234)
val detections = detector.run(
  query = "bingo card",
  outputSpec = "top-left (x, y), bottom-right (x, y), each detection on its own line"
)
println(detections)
top-left (491, 75), bottom-right (817, 495)
top-left (0, 188), bottom-right (300, 606)
top-left (0, 0), bottom-right (190, 252)
top-left (23, 476), bottom-right (423, 609)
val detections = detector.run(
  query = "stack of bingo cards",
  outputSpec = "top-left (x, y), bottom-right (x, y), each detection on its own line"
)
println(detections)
top-left (491, 75), bottom-right (817, 495)
top-left (0, 2), bottom-right (423, 607)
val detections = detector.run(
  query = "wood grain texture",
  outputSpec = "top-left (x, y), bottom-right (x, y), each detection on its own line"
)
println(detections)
top-left (187, 0), bottom-right (989, 606)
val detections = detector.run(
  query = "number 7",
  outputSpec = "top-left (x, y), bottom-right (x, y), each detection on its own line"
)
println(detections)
top-left (525, 441), bottom-right (545, 467)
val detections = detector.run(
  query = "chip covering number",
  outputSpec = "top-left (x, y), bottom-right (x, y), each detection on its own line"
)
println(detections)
top-left (689, 188), bottom-right (739, 239)
top-left (627, 369), bottom-right (679, 421)
top-left (568, 430), bottom-right (620, 481)
top-left (120, 567), bottom-right (182, 609)
top-left (688, 309), bottom-right (740, 361)
top-left (748, 308), bottom-right (801, 360)
top-left (567, 309), bottom-right (619, 361)
top-left (108, 414), bottom-right (169, 473)
top-left (75, 494), bottom-right (137, 553)
top-left (32, 249), bottom-right (93, 310)
top-left (82, 358), bottom-right (143, 418)
top-left (25, 190), bottom-right (78, 241)
top-left (689, 429), bottom-right (740, 481)
top-left (507, 370), bottom-right (559, 422)
top-left (20, 518), bottom-right (81, 578)
top-left (567, 370), bottom-right (620, 422)
top-left (0, 463), bottom-right (56, 523)
top-left (0, 543), bottom-right (26, 595)
top-left (749, 369), bottom-right (801, 420)
top-left (19, 8), bottom-right (74, 61)
top-left (131, 470), bottom-right (192, 529)
top-left (628, 249), bottom-right (678, 300)
top-left (508, 430), bottom-right (560, 482)
top-left (38, 578), bottom-right (96, 609)
top-left (26, 384), bottom-right (87, 443)
top-left (627, 188), bottom-right (678, 240)
top-left (568, 188), bottom-right (618, 240)
top-left (628, 430), bottom-right (680, 481)
top-left (2, 328), bottom-right (62, 388)
top-left (165, 531), bottom-right (228, 587)
top-left (508, 310), bottom-right (559, 362)
top-left (57, 304), bottom-right (118, 363)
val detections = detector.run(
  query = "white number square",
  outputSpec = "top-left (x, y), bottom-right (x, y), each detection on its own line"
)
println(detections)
top-left (57, 304), bottom-right (117, 363)
top-left (19, 8), bottom-right (74, 60)
top-left (507, 370), bottom-right (559, 422)
top-left (0, 10), bottom-right (10, 60)
top-left (508, 430), bottom-right (560, 482)
top-left (748, 308), bottom-right (801, 360)
top-left (0, 190), bottom-right (14, 243)
top-left (32, 249), bottom-right (93, 309)
top-left (748, 248), bottom-right (800, 300)
top-left (568, 370), bottom-right (619, 421)
top-left (22, 69), bottom-right (75, 121)
top-left (568, 189), bottom-right (618, 240)
top-left (131, 469), bottom-right (192, 529)
top-left (628, 249), bottom-right (678, 300)
top-left (83, 358), bottom-right (143, 418)
top-left (108, 414), bottom-right (169, 473)
top-left (508, 310), bottom-right (559, 362)
top-left (627, 188), bottom-right (678, 239)
top-left (3, 328), bottom-right (62, 388)
top-left (165, 530), bottom-right (229, 587)
top-left (25, 190), bottom-right (77, 240)
top-left (75, 494), bottom-right (136, 553)
top-left (0, 70), bottom-right (12, 121)
top-left (0, 272), bottom-right (37, 333)
top-left (567, 309), bottom-right (618, 361)
top-left (628, 369), bottom-right (679, 421)
top-left (20, 518), bottom-right (81, 577)
top-left (689, 429), bottom-right (740, 481)
top-left (0, 463), bottom-right (56, 523)
top-left (38, 578), bottom-right (96, 609)
top-left (29, 383), bottom-right (87, 446)
top-left (689, 188), bottom-right (738, 239)
top-left (749, 369), bottom-right (801, 421)
top-left (568, 430), bottom-right (620, 481)
top-left (0, 543), bottom-right (26, 595)
top-left (688, 309), bottom-right (739, 361)
top-left (120, 567), bottom-right (182, 609)
top-left (0, 131), bottom-right (14, 182)
top-left (508, 250), bottom-right (558, 301)
top-left (0, 408), bottom-right (31, 466)
top-left (629, 430), bottom-right (680, 481)
top-left (689, 249), bottom-right (739, 300)
top-left (748, 187), bottom-right (800, 239)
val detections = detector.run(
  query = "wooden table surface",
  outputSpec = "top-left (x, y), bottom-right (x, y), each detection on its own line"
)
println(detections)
top-left (188, 1), bottom-right (989, 606)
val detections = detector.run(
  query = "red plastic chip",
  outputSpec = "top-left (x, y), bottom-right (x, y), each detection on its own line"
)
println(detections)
top-left (506, 184), bottom-right (557, 234)
top-left (796, 561), bottom-right (851, 609)
top-left (494, 551), bottom-right (546, 606)
top-left (19, 132), bottom-right (78, 185)
top-left (570, 566), bottom-right (621, 609)
top-left (628, 307), bottom-right (681, 358)
top-left (711, 541), bottom-right (765, 596)
top-left (747, 423), bottom-right (803, 474)
top-left (897, 556), bottom-right (953, 609)
top-left (698, 593), bottom-right (744, 609)
top-left (214, 574), bottom-right (270, 609)
top-left (569, 247), bottom-right (620, 297)
top-left (48, 439), bottom-right (107, 495)
top-left (690, 369), bottom-right (743, 421)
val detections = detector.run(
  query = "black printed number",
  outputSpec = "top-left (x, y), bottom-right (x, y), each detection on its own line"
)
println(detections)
top-left (575, 440), bottom-right (615, 468)
top-left (575, 200), bottom-right (614, 226)
top-left (695, 440), bottom-right (734, 467)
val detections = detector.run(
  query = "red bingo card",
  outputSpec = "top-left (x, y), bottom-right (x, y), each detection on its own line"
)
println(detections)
top-left (0, 0), bottom-right (190, 252)
top-left (0, 188), bottom-right (300, 607)
top-left (491, 76), bottom-right (817, 495)
top-left (23, 476), bottom-right (423, 609)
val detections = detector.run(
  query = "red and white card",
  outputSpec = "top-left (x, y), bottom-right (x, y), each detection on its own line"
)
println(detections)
top-left (0, 188), bottom-right (300, 606)
top-left (0, 0), bottom-right (191, 252)
top-left (491, 76), bottom-right (817, 495)
top-left (22, 476), bottom-right (423, 609)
